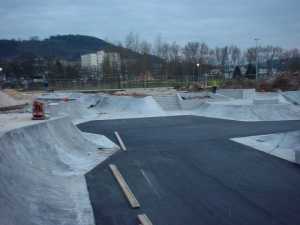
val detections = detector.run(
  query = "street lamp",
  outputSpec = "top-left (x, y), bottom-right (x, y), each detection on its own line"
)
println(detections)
top-left (254, 38), bottom-right (260, 80)
top-left (196, 63), bottom-right (200, 82)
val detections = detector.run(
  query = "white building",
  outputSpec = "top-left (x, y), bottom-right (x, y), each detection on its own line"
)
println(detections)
top-left (81, 51), bottom-right (121, 80)
top-left (97, 50), bottom-right (121, 69)
top-left (81, 53), bottom-right (98, 69)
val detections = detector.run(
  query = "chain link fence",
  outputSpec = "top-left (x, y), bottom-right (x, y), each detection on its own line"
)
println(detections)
top-left (1, 74), bottom-right (224, 91)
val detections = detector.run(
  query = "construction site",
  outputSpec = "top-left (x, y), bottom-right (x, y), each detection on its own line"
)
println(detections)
top-left (1, 87), bottom-right (300, 225)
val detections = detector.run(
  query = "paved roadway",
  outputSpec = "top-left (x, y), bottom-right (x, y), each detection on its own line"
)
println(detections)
top-left (78, 116), bottom-right (300, 225)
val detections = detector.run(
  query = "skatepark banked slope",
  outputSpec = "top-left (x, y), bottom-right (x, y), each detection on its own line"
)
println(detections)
top-left (0, 117), bottom-right (116, 225)
top-left (95, 95), bottom-right (165, 115)
top-left (43, 90), bottom-right (300, 122)
top-left (193, 102), bottom-right (300, 121)
top-left (184, 89), bottom-right (300, 121)
top-left (46, 95), bottom-right (166, 122)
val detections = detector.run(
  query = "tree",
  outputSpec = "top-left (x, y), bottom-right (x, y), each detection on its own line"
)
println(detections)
top-left (168, 42), bottom-right (181, 79)
top-left (215, 47), bottom-right (223, 65)
top-left (230, 46), bottom-right (241, 66)
top-left (246, 48), bottom-right (257, 64)
top-left (262, 46), bottom-right (283, 74)
top-left (153, 34), bottom-right (163, 58)
top-left (183, 42), bottom-right (200, 63)
top-left (139, 40), bottom-right (152, 55)
top-left (233, 66), bottom-right (242, 79)
top-left (199, 43), bottom-right (209, 64)
top-left (124, 32), bottom-right (139, 52)
top-left (287, 57), bottom-right (300, 72)
top-left (245, 63), bottom-right (256, 79)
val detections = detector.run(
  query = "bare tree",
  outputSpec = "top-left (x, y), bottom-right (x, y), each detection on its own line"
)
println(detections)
top-left (260, 46), bottom-right (283, 74)
top-left (183, 42), bottom-right (200, 63)
top-left (124, 32), bottom-right (139, 52)
top-left (208, 49), bottom-right (216, 64)
top-left (153, 34), bottom-right (164, 58)
top-left (139, 40), bottom-right (152, 55)
top-left (169, 41), bottom-right (180, 62)
top-left (246, 48), bottom-right (257, 64)
top-left (230, 46), bottom-right (241, 66)
top-left (199, 43), bottom-right (209, 64)
top-left (215, 47), bottom-right (223, 65)
top-left (221, 46), bottom-right (229, 67)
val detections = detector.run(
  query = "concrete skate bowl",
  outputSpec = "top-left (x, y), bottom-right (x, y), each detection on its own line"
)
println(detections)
top-left (0, 117), bottom-right (115, 225)
top-left (95, 95), bottom-right (166, 116)
top-left (193, 101), bottom-right (300, 121)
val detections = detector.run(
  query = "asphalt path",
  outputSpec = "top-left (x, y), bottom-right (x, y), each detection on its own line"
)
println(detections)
top-left (78, 116), bottom-right (300, 225)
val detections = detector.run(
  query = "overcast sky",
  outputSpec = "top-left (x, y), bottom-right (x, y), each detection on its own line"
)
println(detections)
top-left (0, 0), bottom-right (299, 49)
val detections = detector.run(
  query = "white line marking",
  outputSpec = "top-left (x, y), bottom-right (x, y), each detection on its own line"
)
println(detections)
top-left (141, 169), bottom-right (161, 198)
top-left (138, 214), bottom-right (154, 225)
top-left (114, 131), bottom-right (127, 151)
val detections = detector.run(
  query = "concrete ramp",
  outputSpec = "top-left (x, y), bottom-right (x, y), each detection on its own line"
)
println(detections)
top-left (231, 130), bottom-right (300, 164)
top-left (216, 89), bottom-right (255, 99)
top-left (193, 102), bottom-right (300, 121)
top-left (47, 100), bottom-right (98, 122)
top-left (153, 95), bottom-right (181, 111)
top-left (0, 117), bottom-right (117, 225)
top-left (281, 91), bottom-right (300, 105)
top-left (96, 95), bottom-right (166, 115)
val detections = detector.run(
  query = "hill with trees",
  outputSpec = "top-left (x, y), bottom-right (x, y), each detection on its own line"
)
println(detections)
top-left (0, 34), bottom-right (161, 63)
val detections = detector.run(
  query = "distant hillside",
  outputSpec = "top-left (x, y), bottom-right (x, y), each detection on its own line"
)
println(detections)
top-left (0, 34), bottom-right (162, 63)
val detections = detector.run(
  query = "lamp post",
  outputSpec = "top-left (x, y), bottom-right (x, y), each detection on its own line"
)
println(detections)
top-left (254, 38), bottom-right (260, 80)
top-left (196, 63), bottom-right (200, 82)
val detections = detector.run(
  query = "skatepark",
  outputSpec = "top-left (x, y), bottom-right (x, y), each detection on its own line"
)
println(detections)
top-left (1, 88), bottom-right (300, 225)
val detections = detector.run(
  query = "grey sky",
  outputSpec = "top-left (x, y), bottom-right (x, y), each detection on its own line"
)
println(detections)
top-left (0, 0), bottom-right (299, 49)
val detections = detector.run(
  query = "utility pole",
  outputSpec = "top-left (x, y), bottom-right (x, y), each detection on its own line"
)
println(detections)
top-left (254, 38), bottom-right (260, 80)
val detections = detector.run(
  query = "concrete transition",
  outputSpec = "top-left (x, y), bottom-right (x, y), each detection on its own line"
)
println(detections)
top-left (0, 116), bottom-right (118, 225)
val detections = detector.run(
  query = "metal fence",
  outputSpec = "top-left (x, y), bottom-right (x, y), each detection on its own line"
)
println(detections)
top-left (1, 74), bottom-right (224, 91)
